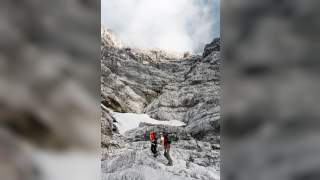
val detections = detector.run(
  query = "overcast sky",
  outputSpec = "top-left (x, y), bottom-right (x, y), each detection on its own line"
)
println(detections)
top-left (101, 0), bottom-right (219, 53)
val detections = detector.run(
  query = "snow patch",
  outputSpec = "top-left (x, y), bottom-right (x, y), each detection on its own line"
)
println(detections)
top-left (112, 112), bottom-right (185, 134)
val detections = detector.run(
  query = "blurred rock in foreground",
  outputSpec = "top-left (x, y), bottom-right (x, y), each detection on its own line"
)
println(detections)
top-left (222, 1), bottom-right (320, 180)
top-left (0, 0), bottom-right (100, 179)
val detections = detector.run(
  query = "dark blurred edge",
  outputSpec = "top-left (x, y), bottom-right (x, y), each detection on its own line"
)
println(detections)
top-left (0, 0), bottom-right (101, 179)
top-left (222, 1), bottom-right (320, 180)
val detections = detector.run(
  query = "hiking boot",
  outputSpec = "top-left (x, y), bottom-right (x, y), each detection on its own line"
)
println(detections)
top-left (153, 153), bottom-right (158, 158)
top-left (166, 162), bottom-right (173, 166)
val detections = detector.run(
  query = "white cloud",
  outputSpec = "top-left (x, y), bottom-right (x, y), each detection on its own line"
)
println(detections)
top-left (102, 0), bottom-right (219, 53)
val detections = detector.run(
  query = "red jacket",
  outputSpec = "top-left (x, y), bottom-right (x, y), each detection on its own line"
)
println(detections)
top-left (161, 135), bottom-right (170, 149)
top-left (149, 132), bottom-right (155, 142)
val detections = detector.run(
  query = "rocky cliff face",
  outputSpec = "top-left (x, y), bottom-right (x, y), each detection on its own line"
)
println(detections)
top-left (101, 27), bottom-right (122, 48)
top-left (101, 27), bottom-right (220, 179)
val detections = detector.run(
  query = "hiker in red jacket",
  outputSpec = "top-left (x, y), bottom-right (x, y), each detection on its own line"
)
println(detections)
top-left (149, 131), bottom-right (158, 157)
top-left (160, 132), bottom-right (173, 166)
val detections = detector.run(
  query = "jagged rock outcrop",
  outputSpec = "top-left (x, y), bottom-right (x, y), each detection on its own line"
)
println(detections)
top-left (101, 30), bottom-right (180, 113)
top-left (101, 107), bottom-right (115, 148)
top-left (145, 40), bottom-right (221, 143)
top-left (203, 38), bottom-right (220, 58)
top-left (101, 30), bottom-right (221, 142)
top-left (101, 27), bottom-right (122, 48)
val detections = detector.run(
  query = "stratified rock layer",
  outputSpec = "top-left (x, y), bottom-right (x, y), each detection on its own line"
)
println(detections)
top-left (101, 29), bottom-right (221, 143)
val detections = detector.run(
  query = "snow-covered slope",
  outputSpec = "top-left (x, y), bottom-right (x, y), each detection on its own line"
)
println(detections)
top-left (113, 112), bottom-right (185, 134)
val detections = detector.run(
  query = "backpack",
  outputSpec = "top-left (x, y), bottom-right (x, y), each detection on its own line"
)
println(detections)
top-left (168, 133), bottom-right (173, 144)
top-left (149, 131), bottom-right (155, 141)
top-left (163, 133), bottom-right (173, 144)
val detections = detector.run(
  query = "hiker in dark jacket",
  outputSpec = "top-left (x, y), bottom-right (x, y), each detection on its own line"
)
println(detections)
top-left (160, 132), bottom-right (173, 166)
top-left (149, 131), bottom-right (158, 157)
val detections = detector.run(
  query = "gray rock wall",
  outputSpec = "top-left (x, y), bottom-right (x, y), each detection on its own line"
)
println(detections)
top-left (101, 34), bottom-right (221, 143)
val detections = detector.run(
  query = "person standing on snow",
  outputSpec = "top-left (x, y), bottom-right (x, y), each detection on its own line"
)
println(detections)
top-left (149, 131), bottom-right (158, 157)
top-left (160, 132), bottom-right (173, 166)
